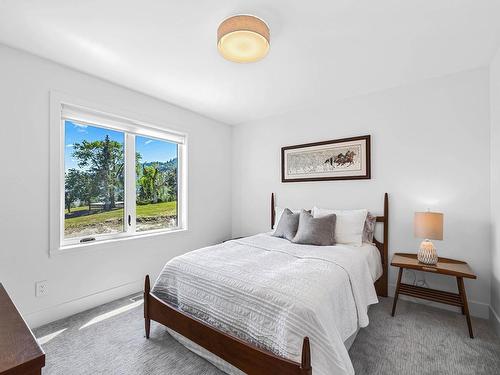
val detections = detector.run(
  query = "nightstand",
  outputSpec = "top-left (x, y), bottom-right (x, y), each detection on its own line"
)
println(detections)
top-left (390, 253), bottom-right (477, 338)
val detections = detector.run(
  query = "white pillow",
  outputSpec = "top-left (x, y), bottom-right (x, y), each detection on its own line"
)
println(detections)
top-left (274, 206), bottom-right (301, 230)
top-left (313, 207), bottom-right (368, 246)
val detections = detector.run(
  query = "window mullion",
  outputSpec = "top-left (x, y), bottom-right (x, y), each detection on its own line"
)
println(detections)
top-left (125, 133), bottom-right (136, 234)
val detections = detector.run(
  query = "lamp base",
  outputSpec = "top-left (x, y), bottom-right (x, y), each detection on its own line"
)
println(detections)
top-left (417, 239), bottom-right (438, 265)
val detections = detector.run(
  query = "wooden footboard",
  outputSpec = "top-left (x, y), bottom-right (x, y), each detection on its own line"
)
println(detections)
top-left (144, 275), bottom-right (312, 375)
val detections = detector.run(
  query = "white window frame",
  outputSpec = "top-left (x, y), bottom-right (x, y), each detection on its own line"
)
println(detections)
top-left (49, 91), bottom-right (188, 255)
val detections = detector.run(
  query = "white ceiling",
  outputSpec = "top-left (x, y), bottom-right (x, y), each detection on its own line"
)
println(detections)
top-left (1, 0), bottom-right (500, 125)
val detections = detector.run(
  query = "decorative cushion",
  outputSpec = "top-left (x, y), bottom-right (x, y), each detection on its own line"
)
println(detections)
top-left (272, 208), bottom-right (300, 241)
top-left (313, 207), bottom-right (368, 247)
top-left (362, 213), bottom-right (377, 244)
top-left (274, 206), bottom-right (301, 229)
top-left (292, 210), bottom-right (336, 246)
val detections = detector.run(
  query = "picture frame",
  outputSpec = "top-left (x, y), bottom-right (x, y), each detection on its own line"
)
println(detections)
top-left (281, 135), bottom-right (371, 182)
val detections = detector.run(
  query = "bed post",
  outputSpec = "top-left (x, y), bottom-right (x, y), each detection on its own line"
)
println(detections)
top-left (381, 193), bottom-right (389, 297)
top-left (271, 192), bottom-right (276, 229)
top-left (144, 275), bottom-right (151, 339)
top-left (374, 193), bottom-right (389, 297)
top-left (300, 337), bottom-right (312, 375)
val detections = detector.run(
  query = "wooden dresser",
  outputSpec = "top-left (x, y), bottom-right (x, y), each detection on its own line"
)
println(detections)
top-left (0, 283), bottom-right (45, 375)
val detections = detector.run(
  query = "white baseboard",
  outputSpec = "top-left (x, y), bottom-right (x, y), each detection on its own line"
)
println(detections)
top-left (388, 283), bottom-right (490, 320)
top-left (25, 279), bottom-right (143, 329)
top-left (490, 306), bottom-right (500, 337)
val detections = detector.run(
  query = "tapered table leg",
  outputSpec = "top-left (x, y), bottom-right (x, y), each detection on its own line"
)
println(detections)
top-left (457, 277), bottom-right (474, 339)
top-left (456, 278), bottom-right (465, 315)
top-left (391, 268), bottom-right (403, 317)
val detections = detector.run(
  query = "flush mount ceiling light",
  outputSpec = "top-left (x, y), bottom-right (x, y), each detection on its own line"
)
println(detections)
top-left (217, 15), bottom-right (270, 63)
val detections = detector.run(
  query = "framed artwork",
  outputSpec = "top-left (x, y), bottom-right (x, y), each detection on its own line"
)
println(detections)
top-left (281, 135), bottom-right (371, 182)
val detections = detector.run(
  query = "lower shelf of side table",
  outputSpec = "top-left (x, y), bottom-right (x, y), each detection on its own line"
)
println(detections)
top-left (398, 283), bottom-right (463, 307)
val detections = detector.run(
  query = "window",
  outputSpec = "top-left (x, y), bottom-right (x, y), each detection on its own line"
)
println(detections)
top-left (50, 92), bottom-right (187, 252)
top-left (64, 122), bottom-right (126, 239)
top-left (135, 136), bottom-right (179, 232)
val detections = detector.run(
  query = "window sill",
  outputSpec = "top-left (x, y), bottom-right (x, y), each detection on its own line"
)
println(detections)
top-left (50, 227), bottom-right (188, 257)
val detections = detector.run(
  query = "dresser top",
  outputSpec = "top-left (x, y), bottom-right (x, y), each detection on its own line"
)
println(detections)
top-left (0, 283), bottom-right (45, 375)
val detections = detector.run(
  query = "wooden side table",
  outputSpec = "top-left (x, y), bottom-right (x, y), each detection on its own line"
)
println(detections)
top-left (390, 253), bottom-right (477, 338)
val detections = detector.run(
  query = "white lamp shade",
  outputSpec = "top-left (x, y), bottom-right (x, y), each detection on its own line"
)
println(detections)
top-left (414, 212), bottom-right (443, 240)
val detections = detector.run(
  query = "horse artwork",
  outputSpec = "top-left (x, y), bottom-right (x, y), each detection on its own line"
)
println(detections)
top-left (281, 135), bottom-right (371, 182)
top-left (324, 150), bottom-right (356, 168)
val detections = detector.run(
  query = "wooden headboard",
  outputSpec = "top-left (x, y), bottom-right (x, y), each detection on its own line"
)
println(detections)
top-left (270, 192), bottom-right (389, 297)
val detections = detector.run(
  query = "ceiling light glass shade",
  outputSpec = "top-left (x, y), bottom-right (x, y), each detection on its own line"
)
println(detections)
top-left (217, 15), bottom-right (270, 63)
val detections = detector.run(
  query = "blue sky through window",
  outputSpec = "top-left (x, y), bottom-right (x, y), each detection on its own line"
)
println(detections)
top-left (65, 121), bottom-right (178, 172)
top-left (64, 121), bottom-right (124, 171)
top-left (136, 135), bottom-right (177, 165)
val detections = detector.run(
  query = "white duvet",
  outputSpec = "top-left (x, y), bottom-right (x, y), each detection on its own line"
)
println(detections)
top-left (152, 233), bottom-right (380, 375)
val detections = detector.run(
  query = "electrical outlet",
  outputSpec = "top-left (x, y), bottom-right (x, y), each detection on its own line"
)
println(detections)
top-left (35, 280), bottom-right (48, 297)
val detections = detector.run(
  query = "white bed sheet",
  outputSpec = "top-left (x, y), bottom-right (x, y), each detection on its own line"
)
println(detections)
top-left (152, 233), bottom-right (381, 375)
top-left (358, 242), bottom-right (383, 283)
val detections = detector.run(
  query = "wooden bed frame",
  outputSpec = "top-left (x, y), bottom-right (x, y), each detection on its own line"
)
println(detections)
top-left (144, 193), bottom-right (389, 375)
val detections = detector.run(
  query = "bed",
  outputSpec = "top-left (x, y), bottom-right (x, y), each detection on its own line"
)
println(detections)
top-left (144, 193), bottom-right (388, 375)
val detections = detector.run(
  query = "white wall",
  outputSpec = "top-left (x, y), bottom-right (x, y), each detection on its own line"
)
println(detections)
top-left (0, 44), bottom-right (232, 328)
top-left (0, 41), bottom-right (495, 328)
top-left (232, 68), bottom-right (491, 318)
top-left (490, 49), bottom-right (500, 333)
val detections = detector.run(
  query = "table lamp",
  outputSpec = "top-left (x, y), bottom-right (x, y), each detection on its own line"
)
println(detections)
top-left (414, 211), bottom-right (443, 265)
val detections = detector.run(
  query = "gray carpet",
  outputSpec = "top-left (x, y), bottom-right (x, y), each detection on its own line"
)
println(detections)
top-left (34, 295), bottom-right (500, 375)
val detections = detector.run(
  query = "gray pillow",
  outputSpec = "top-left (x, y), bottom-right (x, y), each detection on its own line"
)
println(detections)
top-left (272, 208), bottom-right (300, 241)
top-left (292, 210), bottom-right (336, 246)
